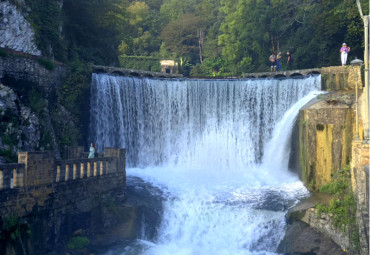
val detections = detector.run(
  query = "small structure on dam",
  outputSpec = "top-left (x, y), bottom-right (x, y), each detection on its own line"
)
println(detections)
top-left (93, 65), bottom-right (183, 78)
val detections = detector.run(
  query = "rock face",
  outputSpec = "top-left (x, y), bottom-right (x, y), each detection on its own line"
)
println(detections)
top-left (0, 83), bottom-right (41, 161)
top-left (0, 54), bottom-right (73, 159)
top-left (0, 55), bottom-right (67, 95)
top-left (277, 220), bottom-right (346, 255)
top-left (301, 208), bottom-right (349, 250)
top-left (0, 1), bottom-right (41, 56)
top-left (277, 195), bottom-right (347, 255)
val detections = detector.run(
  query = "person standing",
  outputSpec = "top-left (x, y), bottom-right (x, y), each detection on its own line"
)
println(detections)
top-left (340, 43), bottom-right (350, 66)
top-left (276, 52), bottom-right (282, 71)
top-left (88, 143), bottom-right (95, 158)
top-left (286, 51), bottom-right (293, 70)
top-left (269, 53), bottom-right (276, 72)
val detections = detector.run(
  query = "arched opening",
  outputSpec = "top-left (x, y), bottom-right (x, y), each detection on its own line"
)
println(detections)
top-left (111, 70), bottom-right (126, 76)
top-left (274, 74), bottom-right (286, 78)
top-left (307, 71), bottom-right (321, 75)
top-left (290, 73), bottom-right (303, 77)
top-left (130, 72), bottom-right (140, 77)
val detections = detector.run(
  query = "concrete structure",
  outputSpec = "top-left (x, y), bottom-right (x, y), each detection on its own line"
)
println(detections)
top-left (245, 66), bottom-right (363, 91)
top-left (93, 65), bottom-right (183, 78)
top-left (160, 60), bottom-right (178, 74)
top-left (244, 68), bottom-right (321, 79)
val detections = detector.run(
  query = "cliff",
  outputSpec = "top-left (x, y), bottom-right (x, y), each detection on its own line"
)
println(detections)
top-left (0, 1), bottom-right (41, 56)
top-left (0, 50), bottom-right (93, 161)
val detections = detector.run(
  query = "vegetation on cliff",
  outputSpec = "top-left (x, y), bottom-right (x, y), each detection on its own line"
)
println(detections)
top-left (316, 165), bottom-right (360, 252)
top-left (12, 0), bottom-right (368, 76)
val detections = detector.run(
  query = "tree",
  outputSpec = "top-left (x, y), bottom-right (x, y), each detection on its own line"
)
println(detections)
top-left (161, 14), bottom-right (204, 58)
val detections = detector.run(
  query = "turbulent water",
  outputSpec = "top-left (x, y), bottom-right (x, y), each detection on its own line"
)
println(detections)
top-left (90, 74), bottom-right (322, 255)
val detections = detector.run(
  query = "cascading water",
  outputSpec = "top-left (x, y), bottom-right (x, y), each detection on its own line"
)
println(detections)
top-left (90, 74), bottom-right (322, 255)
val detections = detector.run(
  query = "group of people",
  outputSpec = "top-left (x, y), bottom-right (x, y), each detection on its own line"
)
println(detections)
top-left (267, 43), bottom-right (350, 72)
top-left (269, 51), bottom-right (293, 72)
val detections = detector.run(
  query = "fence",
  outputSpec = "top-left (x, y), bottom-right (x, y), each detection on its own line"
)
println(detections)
top-left (0, 147), bottom-right (125, 190)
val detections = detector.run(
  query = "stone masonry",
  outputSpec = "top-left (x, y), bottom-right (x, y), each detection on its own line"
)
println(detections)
top-left (0, 147), bottom-right (129, 254)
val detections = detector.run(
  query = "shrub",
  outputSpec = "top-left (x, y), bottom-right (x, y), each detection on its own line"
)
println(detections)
top-left (0, 49), bottom-right (8, 57)
top-left (316, 165), bottom-right (355, 232)
top-left (67, 236), bottom-right (90, 250)
top-left (119, 55), bottom-right (161, 72)
top-left (37, 58), bottom-right (55, 71)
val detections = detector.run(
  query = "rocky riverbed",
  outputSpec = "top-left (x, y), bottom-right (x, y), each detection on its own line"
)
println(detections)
top-left (277, 192), bottom-right (346, 255)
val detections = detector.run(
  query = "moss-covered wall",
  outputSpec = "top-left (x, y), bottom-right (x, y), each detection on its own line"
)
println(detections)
top-left (298, 100), bottom-right (353, 191)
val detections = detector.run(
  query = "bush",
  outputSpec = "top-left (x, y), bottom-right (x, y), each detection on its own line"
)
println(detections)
top-left (316, 165), bottom-right (355, 232)
top-left (0, 49), bottom-right (8, 57)
top-left (67, 236), bottom-right (90, 250)
top-left (37, 58), bottom-right (55, 71)
top-left (119, 55), bottom-right (161, 72)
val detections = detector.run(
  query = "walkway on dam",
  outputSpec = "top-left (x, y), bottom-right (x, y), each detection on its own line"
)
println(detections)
top-left (244, 68), bottom-right (321, 78)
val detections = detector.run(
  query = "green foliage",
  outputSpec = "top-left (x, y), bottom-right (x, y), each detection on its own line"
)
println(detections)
top-left (119, 55), bottom-right (161, 72)
top-left (0, 215), bottom-right (30, 243)
top-left (0, 150), bottom-right (17, 163)
top-left (28, 89), bottom-right (46, 116)
top-left (191, 57), bottom-right (231, 77)
top-left (54, 60), bottom-right (91, 150)
top-left (37, 58), bottom-right (55, 71)
top-left (316, 165), bottom-right (356, 232)
top-left (25, 0), bottom-right (65, 60)
top-left (0, 109), bottom-right (19, 162)
top-left (67, 236), bottom-right (90, 250)
top-left (316, 194), bottom-right (355, 232)
top-left (0, 49), bottom-right (8, 58)
top-left (320, 165), bottom-right (351, 195)
top-left (61, 61), bottom-right (91, 119)
top-left (17, 0), bottom-right (370, 75)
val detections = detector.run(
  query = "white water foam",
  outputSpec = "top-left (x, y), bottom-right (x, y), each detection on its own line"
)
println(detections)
top-left (91, 75), bottom-right (322, 255)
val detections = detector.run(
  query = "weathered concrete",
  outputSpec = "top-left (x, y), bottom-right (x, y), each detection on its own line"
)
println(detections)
top-left (244, 68), bottom-right (321, 79)
top-left (93, 65), bottom-right (183, 78)
top-left (321, 66), bottom-right (363, 91)
top-left (244, 66), bottom-right (362, 91)
top-left (298, 94), bottom-right (354, 191)
top-left (351, 141), bottom-right (370, 254)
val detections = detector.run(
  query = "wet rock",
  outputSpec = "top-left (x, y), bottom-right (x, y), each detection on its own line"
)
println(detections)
top-left (277, 220), bottom-right (345, 255)
top-left (277, 193), bottom-right (347, 255)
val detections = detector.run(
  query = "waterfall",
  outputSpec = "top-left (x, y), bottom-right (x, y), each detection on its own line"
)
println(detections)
top-left (90, 74), bottom-right (321, 255)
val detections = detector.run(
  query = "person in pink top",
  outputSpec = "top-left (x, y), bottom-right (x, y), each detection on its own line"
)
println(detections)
top-left (340, 43), bottom-right (350, 66)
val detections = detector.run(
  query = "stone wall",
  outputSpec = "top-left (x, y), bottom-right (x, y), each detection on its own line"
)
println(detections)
top-left (351, 141), bottom-right (370, 254)
top-left (321, 66), bottom-right (362, 91)
top-left (298, 100), bottom-right (353, 190)
top-left (0, 148), bottom-right (132, 254)
top-left (0, 54), bottom-right (67, 96)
